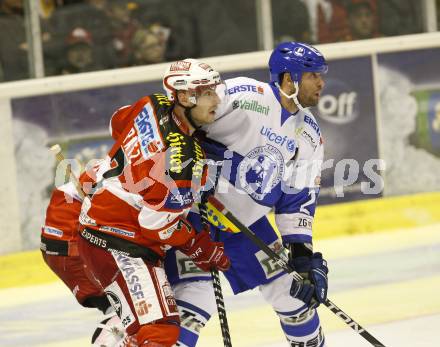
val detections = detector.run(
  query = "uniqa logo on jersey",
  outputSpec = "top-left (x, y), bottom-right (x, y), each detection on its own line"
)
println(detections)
top-left (238, 144), bottom-right (284, 200)
top-left (317, 79), bottom-right (359, 124)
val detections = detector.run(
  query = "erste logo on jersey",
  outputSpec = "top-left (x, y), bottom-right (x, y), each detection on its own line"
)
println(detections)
top-left (227, 84), bottom-right (264, 95)
top-left (260, 126), bottom-right (296, 152)
top-left (238, 144), bottom-right (285, 200)
top-left (304, 115), bottom-right (321, 136)
top-left (135, 104), bottom-right (164, 159)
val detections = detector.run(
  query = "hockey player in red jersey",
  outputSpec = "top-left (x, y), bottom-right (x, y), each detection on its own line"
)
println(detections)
top-left (77, 59), bottom-right (230, 347)
top-left (41, 168), bottom-right (126, 346)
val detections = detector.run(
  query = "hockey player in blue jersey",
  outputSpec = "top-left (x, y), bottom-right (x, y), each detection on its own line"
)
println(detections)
top-left (164, 42), bottom-right (329, 347)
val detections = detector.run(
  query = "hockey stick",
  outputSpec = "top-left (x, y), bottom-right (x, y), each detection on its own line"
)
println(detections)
top-left (205, 196), bottom-right (387, 347)
top-left (50, 144), bottom-right (85, 199)
top-left (199, 199), bottom-right (233, 347)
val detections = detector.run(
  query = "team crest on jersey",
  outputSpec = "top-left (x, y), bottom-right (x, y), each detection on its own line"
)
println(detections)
top-left (238, 144), bottom-right (284, 200)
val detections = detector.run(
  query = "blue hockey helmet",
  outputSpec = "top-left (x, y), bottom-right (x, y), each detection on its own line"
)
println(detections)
top-left (269, 42), bottom-right (328, 85)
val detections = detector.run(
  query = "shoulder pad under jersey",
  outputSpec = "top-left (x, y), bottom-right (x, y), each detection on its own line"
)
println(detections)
top-left (148, 93), bottom-right (173, 133)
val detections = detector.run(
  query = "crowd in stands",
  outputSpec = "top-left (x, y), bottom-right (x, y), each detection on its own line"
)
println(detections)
top-left (0, 0), bottom-right (428, 82)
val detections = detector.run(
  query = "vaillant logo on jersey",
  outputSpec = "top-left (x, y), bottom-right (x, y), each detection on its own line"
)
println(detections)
top-left (260, 126), bottom-right (296, 152)
top-left (227, 84), bottom-right (264, 95)
top-left (232, 99), bottom-right (269, 115)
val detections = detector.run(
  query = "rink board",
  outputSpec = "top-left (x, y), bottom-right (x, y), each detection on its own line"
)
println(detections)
top-left (2, 190), bottom-right (440, 289)
top-left (1, 223), bottom-right (440, 347)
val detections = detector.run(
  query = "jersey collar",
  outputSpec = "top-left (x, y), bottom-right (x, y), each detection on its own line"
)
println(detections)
top-left (172, 111), bottom-right (191, 135)
top-left (269, 83), bottom-right (299, 126)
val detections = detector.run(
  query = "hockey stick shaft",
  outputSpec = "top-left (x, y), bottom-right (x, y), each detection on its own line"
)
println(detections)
top-left (50, 144), bottom-right (85, 199)
top-left (206, 196), bottom-right (387, 347)
top-left (210, 267), bottom-right (233, 347)
top-left (199, 199), bottom-right (233, 347)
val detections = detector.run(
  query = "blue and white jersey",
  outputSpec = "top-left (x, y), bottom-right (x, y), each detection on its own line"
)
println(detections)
top-left (204, 76), bottom-right (324, 245)
top-left (165, 77), bottom-right (324, 292)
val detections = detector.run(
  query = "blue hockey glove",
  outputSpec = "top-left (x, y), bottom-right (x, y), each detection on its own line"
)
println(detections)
top-left (290, 252), bottom-right (328, 309)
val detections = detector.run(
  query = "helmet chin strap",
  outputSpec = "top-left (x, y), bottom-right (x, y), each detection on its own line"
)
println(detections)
top-left (275, 81), bottom-right (305, 112)
top-left (177, 100), bottom-right (201, 129)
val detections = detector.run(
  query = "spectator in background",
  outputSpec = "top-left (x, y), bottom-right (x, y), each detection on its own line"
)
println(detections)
top-left (343, 0), bottom-right (380, 41)
top-left (39, 0), bottom-right (56, 19)
top-left (299, 0), bottom-right (330, 43)
top-left (272, 0), bottom-right (311, 44)
top-left (39, 0), bottom-right (64, 76)
top-left (378, 0), bottom-right (423, 37)
top-left (106, 0), bottom-right (139, 67)
top-left (131, 22), bottom-right (170, 65)
top-left (58, 27), bottom-right (102, 74)
top-left (0, 0), bottom-right (55, 81)
top-left (192, 0), bottom-right (311, 58)
top-left (315, 0), bottom-right (423, 44)
top-left (48, 0), bottom-right (116, 72)
top-left (133, 0), bottom-right (197, 61)
top-left (438, 0), bottom-right (440, 31)
top-left (0, 0), bottom-right (28, 81)
top-left (316, 0), bottom-right (379, 43)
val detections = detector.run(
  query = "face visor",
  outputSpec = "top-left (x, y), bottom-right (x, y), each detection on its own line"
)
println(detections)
top-left (187, 80), bottom-right (225, 104)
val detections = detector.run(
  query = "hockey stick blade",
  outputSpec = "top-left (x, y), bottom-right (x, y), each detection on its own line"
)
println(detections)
top-left (206, 196), bottom-right (387, 347)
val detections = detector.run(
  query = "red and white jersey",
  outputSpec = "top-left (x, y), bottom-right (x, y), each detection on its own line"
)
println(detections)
top-left (42, 182), bottom-right (82, 243)
top-left (41, 168), bottom-right (100, 256)
top-left (80, 94), bottom-right (208, 257)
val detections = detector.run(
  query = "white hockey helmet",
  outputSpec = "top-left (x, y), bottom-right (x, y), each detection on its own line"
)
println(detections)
top-left (163, 58), bottom-right (222, 104)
